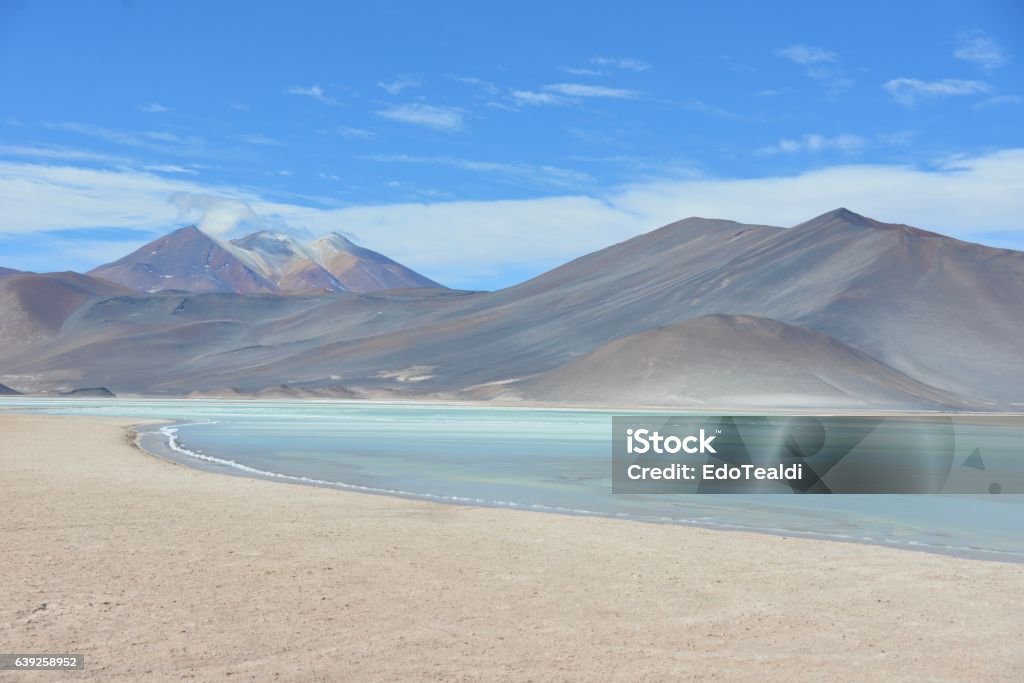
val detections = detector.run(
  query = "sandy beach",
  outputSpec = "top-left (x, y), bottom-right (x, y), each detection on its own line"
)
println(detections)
top-left (1, 414), bottom-right (1021, 681)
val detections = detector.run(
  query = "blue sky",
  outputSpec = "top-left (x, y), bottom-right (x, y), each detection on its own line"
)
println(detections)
top-left (1, 0), bottom-right (1022, 289)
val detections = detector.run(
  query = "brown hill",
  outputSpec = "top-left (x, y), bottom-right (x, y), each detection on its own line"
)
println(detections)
top-left (0, 271), bottom-right (132, 349)
top-left (501, 315), bottom-right (969, 409)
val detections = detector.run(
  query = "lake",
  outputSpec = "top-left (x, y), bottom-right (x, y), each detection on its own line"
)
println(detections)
top-left (3, 398), bottom-right (1022, 561)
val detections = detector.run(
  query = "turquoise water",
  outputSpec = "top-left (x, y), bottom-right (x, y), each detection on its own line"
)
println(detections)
top-left (3, 398), bottom-right (1023, 561)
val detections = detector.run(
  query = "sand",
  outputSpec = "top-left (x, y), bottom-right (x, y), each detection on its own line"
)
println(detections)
top-left (0, 414), bottom-right (1021, 681)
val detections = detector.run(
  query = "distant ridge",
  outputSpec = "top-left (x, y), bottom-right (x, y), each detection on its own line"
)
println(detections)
top-left (4, 208), bottom-right (1023, 409)
top-left (60, 387), bottom-right (116, 397)
top-left (0, 382), bottom-right (22, 395)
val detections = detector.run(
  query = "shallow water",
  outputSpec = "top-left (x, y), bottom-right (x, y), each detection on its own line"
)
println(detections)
top-left (4, 398), bottom-right (1023, 561)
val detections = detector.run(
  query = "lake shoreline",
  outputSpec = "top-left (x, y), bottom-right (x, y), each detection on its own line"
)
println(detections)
top-left (137, 419), bottom-right (1024, 565)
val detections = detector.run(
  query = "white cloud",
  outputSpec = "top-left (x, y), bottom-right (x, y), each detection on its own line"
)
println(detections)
top-left (378, 76), bottom-right (421, 95)
top-left (170, 193), bottom-right (267, 235)
top-left (3, 150), bottom-right (1024, 287)
top-left (0, 163), bottom-right (226, 234)
top-left (137, 102), bottom-right (169, 113)
top-left (883, 78), bottom-right (991, 106)
top-left (954, 31), bottom-right (1008, 70)
top-left (376, 104), bottom-right (465, 132)
top-left (775, 45), bottom-right (837, 64)
top-left (590, 57), bottom-right (650, 71)
top-left (285, 84), bottom-right (336, 105)
top-left (543, 83), bottom-right (639, 99)
top-left (760, 133), bottom-right (867, 155)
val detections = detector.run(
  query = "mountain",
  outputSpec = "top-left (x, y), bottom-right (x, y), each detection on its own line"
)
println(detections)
top-left (0, 271), bottom-right (132, 349)
top-left (230, 232), bottom-right (346, 293)
top-left (89, 226), bottom-right (445, 295)
top-left (89, 226), bottom-right (278, 293)
top-left (0, 382), bottom-right (22, 395)
top-left (499, 315), bottom-right (968, 409)
top-left (0, 266), bottom-right (22, 278)
top-left (308, 233), bottom-right (446, 292)
top-left (4, 209), bottom-right (1023, 409)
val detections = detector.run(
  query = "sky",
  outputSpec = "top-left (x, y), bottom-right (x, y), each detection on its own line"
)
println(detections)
top-left (0, 0), bottom-right (1022, 290)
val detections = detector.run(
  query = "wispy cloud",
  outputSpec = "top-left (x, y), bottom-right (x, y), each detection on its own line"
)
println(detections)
top-left (560, 66), bottom-right (603, 76)
top-left (144, 164), bottom-right (199, 175)
top-left (285, 84), bottom-right (336, 105)
top-left (452, 76), bottom-right (499, 95)
top-left (679, 100), bottom-right (745, 120)
top-left (775, 45), bottom-right (850, 95)
top-left (336, 125), bottom-right (376, 138)
top-left (137, 102), bottom-right (169, 113)
top-left (360, 154), bottom-right (592, 189)
top-left (376, 104), bottom-right (465, 131)
top-left (43, 122), bottom-right (203, 151)
top-left (543, 83), bottom-right (639, 99)
top-left (760, 133), bottom-right (867, 155)
top-left (775, 45), bottom-right (837, 64)
top-left (239, 133), bottom-right (283, 146)
top-left (883, 78), bottom-right (990, 106)
top-left (378, 76), bottom-right (421, 95)
top-left (877, 130), bottom-right (918, 147)
top-left (45, 121), bottom-right (152, 146)
top-left (973, 95), bottom-right (1022, 110)
top-left (590, 56), bottom-right (650, 71)
top-left (0, 143), bottom-right (131, 165)
top-left (511, 84), bottom-right (639, 107)
top-left (511, 90), bottom-right (572, 106)
top-left (954, 31), bottom-right (1008, 70)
